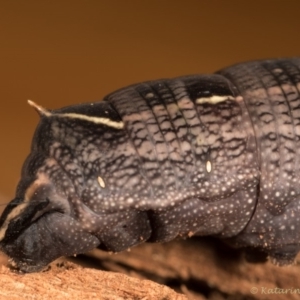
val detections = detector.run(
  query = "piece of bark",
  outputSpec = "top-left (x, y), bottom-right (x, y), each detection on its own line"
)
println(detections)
top-left (0, 255), bottom-right (186, 300)
top-left (72, 238), bottom-right (300, 300)
top-left (1, 238), bottom-right (300, 300)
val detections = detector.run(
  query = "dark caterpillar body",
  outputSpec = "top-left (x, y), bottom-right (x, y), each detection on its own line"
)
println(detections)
top-left (1, 58), bottom-right (300, 272)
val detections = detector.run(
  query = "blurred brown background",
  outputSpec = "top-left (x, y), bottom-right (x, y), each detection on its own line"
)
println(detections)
top-left (0, 0), bottom-right (300, 206)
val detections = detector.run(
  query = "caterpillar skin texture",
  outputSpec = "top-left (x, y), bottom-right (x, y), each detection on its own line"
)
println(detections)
top-left (1, 58), bottom-right (300, 273)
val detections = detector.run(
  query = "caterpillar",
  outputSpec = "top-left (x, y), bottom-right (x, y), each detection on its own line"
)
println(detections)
top-left (1, 58), bottom-right (300, 272)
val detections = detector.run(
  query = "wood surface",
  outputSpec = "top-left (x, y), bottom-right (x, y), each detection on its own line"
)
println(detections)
top-left (1, 237), bottom-right (300, 300)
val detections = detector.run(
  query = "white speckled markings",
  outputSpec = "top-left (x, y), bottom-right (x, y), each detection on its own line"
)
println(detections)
top-left (1, 58), bottom-right (300, 273)
top-left (219, 58), bottom-right (300, 264)
top-left (104, 73), bottom-right (259, 238)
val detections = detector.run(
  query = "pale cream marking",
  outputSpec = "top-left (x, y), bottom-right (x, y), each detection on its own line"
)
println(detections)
top-left (0, 173), bottom-right (50, 241)
top-left (206, 161), bottom-right (212, 173)
top-left (0, 202), bottom-right (29, 240)
top-left (97, 176), bottom-right (106, 188)
top-left (196, 95), bottom-right (235, 105)
top-left (28, 100), bottom-right (124, 129)
top-left (24, 173), bottom-right (50, 200)
top-left (59, 113), bottom-right (124, 129)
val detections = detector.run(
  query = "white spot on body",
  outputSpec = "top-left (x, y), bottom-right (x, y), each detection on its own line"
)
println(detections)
top-left (127, 198), bottom-right (134, 204)
top-left (97, 176), bottom-right (105, 188)
top-left (206, 161), bottom-right (212, 173)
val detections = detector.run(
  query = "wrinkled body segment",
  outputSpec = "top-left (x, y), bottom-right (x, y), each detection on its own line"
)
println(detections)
top-left (1, 58), bottom-right (300, 272)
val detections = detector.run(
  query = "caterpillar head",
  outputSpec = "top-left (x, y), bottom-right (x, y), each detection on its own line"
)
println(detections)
top-left (0, 102), bottom-right (101, 272)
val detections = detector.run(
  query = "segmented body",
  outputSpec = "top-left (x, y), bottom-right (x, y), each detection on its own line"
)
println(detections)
top-left (0, 58), bottom-right (300, 272)
top-left (220, 60), bottom-right (300, 263)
